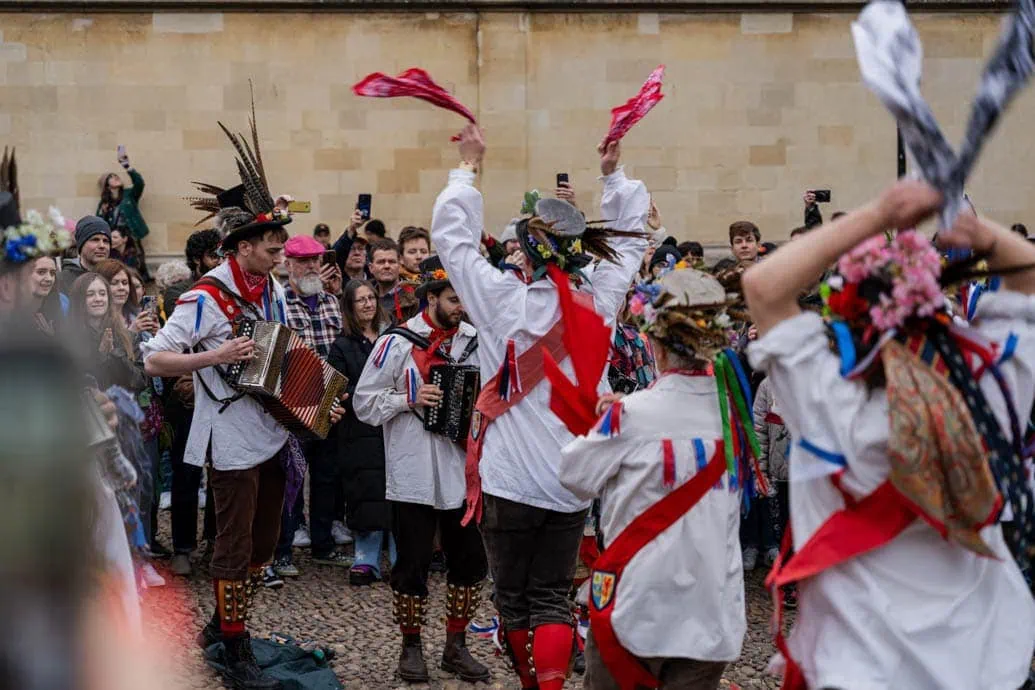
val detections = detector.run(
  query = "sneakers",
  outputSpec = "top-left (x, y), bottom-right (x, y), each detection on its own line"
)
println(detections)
top-left (331, 520), bottom-right (354, 545)
top-left (349, 564), bottom-right (379, 586)
top-left (312, 551), bottom-right (353, 568)
top-left (742, 546), bottom-right (759, 572)
top-left (140, 563), bottom-right (166, 588)
top-left (262, 565), bottom-right (285, 589)
top-left (272, 557), bottom-right (299, 578)
top-left (292, 526), bottom-right (311, 548)
top-left (171, 553), bottom-right (193, 577)
top-left (764, 547), bottom-right (780, 566)
top-left (159, 491), bottom-right (171, 511)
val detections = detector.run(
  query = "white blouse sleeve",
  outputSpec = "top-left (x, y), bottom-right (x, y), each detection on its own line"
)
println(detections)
top-left (431, 169), bottom-right (528, 332)
top-left (747, 312), bottom-right (875, 483)
top-left (588, 168), bottom-right (650, 325)
top-left (352, 334), bottom-right (411, 427)
top-left (559, 426), bottom-right (628, 502)
top-left (970, 289), bottom-right (1035, 441)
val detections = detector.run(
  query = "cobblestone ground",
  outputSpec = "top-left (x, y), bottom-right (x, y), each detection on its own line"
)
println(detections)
top-left (143, 513), bottom-right (785, 690)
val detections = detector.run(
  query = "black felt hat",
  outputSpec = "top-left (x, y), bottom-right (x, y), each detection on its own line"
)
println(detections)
top-left (414, 255), bottom-right (451, 300)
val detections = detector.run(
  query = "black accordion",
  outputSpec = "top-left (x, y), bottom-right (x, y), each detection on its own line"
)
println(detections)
top-left (424, 364), bottom-right (480, 443)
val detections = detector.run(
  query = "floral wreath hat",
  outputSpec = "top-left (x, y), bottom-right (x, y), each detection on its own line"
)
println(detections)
top-left (629, 265), bottom-right (769, 498)
top-left (516, 197), bottom-right (646, 283)
top-left (0, 148), bottom-right (72, 269)
top-left (820, 228), bottom-right (1035, 580)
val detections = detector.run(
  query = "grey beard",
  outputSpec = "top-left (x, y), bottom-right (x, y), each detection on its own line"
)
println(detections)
top-left (296, 275), bottom-right (324, 297)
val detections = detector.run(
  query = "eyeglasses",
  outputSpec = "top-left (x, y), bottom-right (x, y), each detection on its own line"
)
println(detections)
top-left (353, 295), bottom-right (377, 304)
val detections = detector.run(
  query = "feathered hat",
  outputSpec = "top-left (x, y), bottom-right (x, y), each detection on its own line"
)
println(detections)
top-left (185, 83), bottom-right (292, 252)
top-left (516, 197), bottom-right (646, 282)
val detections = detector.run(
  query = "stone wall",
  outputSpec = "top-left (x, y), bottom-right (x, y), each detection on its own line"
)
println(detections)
top-left (2, 9), bottom-right (1033, 258)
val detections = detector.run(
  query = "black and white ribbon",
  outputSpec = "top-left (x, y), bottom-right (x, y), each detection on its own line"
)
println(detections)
top-left (852, 0), bottom-right (1035, 228)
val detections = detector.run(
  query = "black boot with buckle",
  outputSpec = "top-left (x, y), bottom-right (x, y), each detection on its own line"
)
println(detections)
top-left (393, 591), bottom-right (430, 683)
top-left (440, 583), bottom-right (491, 682)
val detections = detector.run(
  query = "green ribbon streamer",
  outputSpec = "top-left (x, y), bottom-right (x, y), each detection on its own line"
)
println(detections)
top-left (714, 354), bottom-right (736, 476)
top-left (723, 359), bottom-right (763, 463)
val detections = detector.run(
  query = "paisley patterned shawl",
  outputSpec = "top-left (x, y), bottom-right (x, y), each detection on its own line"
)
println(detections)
top-left (883, 337), bottom-right (1001, 557)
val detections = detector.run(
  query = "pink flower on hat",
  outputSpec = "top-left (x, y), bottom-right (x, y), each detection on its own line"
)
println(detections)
top-left (284, 235), bottom-right (325, 258)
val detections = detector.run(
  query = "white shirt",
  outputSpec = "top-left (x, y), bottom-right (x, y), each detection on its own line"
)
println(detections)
top-left (560, 373), bottom-right (746, 661)
top-left (747, 291), bottom-right (1035, 690)
top-left (352, 312), bottom-right (478, 510)
top-left (431, 167), bottom-right (649, 513)
top-left (140, 261), bottom-right (289, 471)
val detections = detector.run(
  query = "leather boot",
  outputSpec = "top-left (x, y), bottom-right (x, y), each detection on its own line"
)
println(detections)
top-left (441, 630), bottom-right (490, 682)
top-left (222, 634), bottom-right (282, 690)
top-left (196, 609), bottom-right (222, 650)
top-left (398, 632), bottom-right (430, 683)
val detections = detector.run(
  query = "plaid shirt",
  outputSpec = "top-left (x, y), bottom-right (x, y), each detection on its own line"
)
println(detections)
top-left (283, 285), bottom-right (342, 358)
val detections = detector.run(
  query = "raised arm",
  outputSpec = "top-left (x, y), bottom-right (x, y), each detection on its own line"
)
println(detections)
top-left (584, 141), bottom-right (651, 324)
top-left (938, 212), bottom-right (1035, 296)
top-left (431, 125), bottom-right (526, 331)
top-left (742, 180), bottom-right (943, 338)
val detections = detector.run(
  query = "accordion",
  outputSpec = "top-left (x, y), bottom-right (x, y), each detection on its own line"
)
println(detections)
top-left (226, 319), bottom-right (347, 441)
top-left (424, 364), bottom-right (480, 443)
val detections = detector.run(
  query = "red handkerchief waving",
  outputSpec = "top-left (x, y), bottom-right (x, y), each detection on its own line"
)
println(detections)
top-left (353, 68), bottom-right (476, 138)
top-left (605, 65), bottom-right (666, 144)
top-left (543, 264), bottom-right (613, 437)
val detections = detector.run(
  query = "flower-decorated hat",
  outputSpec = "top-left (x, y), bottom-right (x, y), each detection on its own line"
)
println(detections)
top-left (631, 266), bottom-right (741, 362)
top-left (0, 148), bottom-right (72, 271)
top-left (414, 255), bottom-right (451, 300)
top-left (516, 197), bottom-right (645, 282)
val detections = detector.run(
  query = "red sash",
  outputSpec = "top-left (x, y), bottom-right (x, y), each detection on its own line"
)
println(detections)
top-left (461, 292), bottom-right (593, 526)
top-left (765, 479), bottom-right (917, 690)
top-left (589, 443), bottom-right (728, 690)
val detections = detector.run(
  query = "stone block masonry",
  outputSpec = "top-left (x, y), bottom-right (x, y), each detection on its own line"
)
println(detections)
top-left (1, 10), bottom-right (1033, 259)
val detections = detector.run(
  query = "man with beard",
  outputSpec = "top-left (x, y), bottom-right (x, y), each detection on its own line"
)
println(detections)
top-left (369, 237), bottom-right (417, 323)
top-left (272, 235), bottom-right (347, 577)
top-left (354, 255), bottom-right (490, 685)
top-left (58, 215), bottom-right (112, 294)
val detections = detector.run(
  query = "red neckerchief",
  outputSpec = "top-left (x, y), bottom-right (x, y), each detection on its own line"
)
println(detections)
top-left (228, 255), bottom-right (268, 305)
top-left (410, 310), bottom-right (458, 381)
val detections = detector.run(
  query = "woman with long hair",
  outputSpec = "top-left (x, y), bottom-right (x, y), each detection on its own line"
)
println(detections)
top-left (327, 279), bottom-right (397, 585)
top-left (68, 273), bottom-right (144, 393)
top-left (97, 146), bottom-right (151, 282)
top-left (24, 255), bottom-right (60, 335)
top-left (94, 259), bottom-right (158, 335)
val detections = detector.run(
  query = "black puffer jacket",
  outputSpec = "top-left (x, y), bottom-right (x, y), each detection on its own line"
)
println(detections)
top-left (327, 332), bottom-right (391, 533)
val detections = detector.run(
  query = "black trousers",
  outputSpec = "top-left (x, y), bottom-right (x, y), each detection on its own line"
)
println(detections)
top-left (307, 439), bottom-right (340, 557)
top-left (390, 501), bottom-right (487, 597)
top-left (480, 493), bottom-right (587, 631)
top-left (169, 417), bottom-right (214, 553)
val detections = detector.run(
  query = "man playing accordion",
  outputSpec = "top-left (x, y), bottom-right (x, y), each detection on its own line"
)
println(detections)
top-left (353, 255), bottom-right (491, 685)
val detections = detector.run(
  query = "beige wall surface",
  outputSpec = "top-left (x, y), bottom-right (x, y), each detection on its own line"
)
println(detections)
top-left (1, 10), bottom-right (1032, 257)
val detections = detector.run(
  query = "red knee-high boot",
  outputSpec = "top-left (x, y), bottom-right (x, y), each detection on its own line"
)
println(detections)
top-left (504, 628), bottom-right (537, 689)
top-left (530, 623), bottom-right (574, 690)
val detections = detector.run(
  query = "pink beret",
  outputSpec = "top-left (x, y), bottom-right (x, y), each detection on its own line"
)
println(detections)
top-left (284, 235), bottom-right (326, 258)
